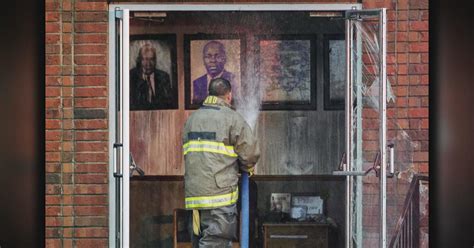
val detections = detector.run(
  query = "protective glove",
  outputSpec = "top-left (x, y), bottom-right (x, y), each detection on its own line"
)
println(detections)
top-left (240, 164), bottom-right (255, 177)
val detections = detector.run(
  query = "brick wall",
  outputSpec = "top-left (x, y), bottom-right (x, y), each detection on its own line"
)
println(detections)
top-left (45, 0), bottom-right (428, 247)
top-left (45, 0), bottom-right (109, 247)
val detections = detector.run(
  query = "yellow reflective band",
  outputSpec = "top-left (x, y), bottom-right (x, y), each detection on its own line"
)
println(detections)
top-left (183, 140), bottom-right (237, 157)
top-left (185, 189), bottom-right (239, 209)
top-left (184, 148), bottom-right (238, 157)
top-left (183, 140), bottom-right (234, 150)
top-left (204, 96), bottom-right (218, 104)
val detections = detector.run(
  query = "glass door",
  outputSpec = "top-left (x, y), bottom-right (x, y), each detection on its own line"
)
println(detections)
top-left (343, 8), bottom-right (389, 248)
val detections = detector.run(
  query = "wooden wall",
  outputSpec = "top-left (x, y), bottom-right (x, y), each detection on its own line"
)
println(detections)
top-left (129, 12), bottom-right (346, 175)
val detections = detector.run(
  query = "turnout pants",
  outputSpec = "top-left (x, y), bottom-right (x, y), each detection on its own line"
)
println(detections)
top-left (189, 204), bottom-right (238, 248)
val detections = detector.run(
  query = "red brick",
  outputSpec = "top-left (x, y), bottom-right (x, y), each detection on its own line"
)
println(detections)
top-left (46, 12), bottom-right (60, 22)
top-left (75, 76), bottom-right (107, 86)
top-left (46, 109), bottom-right (62, 119)
top-left (46, 163), bottom-right (61, 173)
top-left (408, 32), bottom-right (419, 42)
top-left (75, 12), bottom-right (108, 22)
top-left (46, 130), bottom-right (62, 141)
top-left (75, 239), bottom-right (108, 247)
top-left (408, 108), bottom-right (428, 117)
top-left (421, 53), bottom-right (429, 63)
top-left (410, 21), bottom-right (428, 31)
top-left (46, 119), bottom-right (62, 129)
top-left (74, 184), bottom-right (108, 194)
top-left (45, 239), bottom-right (61, 248)
top-left (74, 33), bottom-right (107, 44)
top-left (46, 76), bottom-right (61, 86)
top-left (414, 152), bottom-right (429, 162)
top-left (396, 32), bottom-right (407, 41)
top-left (46, 98), bottom-right (61, 108)
top-left (409, 86), bottom-right (428, 96)
top-left (396, 76), bottom-right (408, 85)
top-left (61, 55), bottom-right (71, 66)
top-left (76, 141), bottom-right (107, 152)
top-left (409, 42), bottom-right (428, 52)
top-left (46, 141), bottom-right (61, 152)
top-left (408, 64), bottom-right (428, 74)
top-left (46, 206), bottom-right (61, 216)
top-left (408, 97), bottom-right (421, 107)
top-left (75, 65), bottom-right (107, 75)
top-left (63, 1), bottom-right (72, 11)
top-left (62, 11), bottom-right (72, 22)
top-left (46, 195), bottom-right (61, 205)
top-left (74, 195), bottom-right (107, 205)
top-left (75, 98), bottom-right (107, 108)
top-left (409, 75), bottom-right (420, 84)
top-left (46, 184), bottom-right (62, 195)
top-left (74, 174), bottom-right (108, 185)
top-left (75, 152), bottom-right (108, 162)
top-left (398, 21), bottom-right (408, 31)
top-left (46, 65), bottom-right (61, 75)
top-left (74, 2), bottom-right (108, 11)
top-left (420, 118), bottom-right (429, 129)
top-left (396, 42), bottom-right (408, 53)
top-left (74, 227), bottom-right (108, 238)
top-left (74, 119), bottom-right (107, 129)
top-left (421, 75), bottom-right (429, 85)
top-left (46, 152), bottom-right (61, 162)
top-left (46, 44), bottom-right (61, 54)
top-left (46, 55), bottom-right (60, 65)
top-left (46, 34), bottom-right (60, 44)
top-left (75, 163), bottom-right (108, 173)
top-left (395, 97), bottom-right (407, 107)
top-left (409, 54), bottom-right (421, 63)
top-left (421, 10), bottom-right (429, 20)
top-left (46, 227), bottom-right (62, 238)
top-left (74, 206), bottom-right (108, 216)
top-left (74, 87), bottom-right (107, 97)
top-left (74, 44), bottom-right (107, 54)
top-left (63, 23), bottom-right (73, 33)
top-left (74, 55), bottom-right (107, 65)
top-left (75, 216), bottom-right (107, 226)
top-left (75, 23), bottom-right (108, 33)
top-left (76, 131), bottom-right (108, 141)
top-left (409, 11), bottom-right (420, 20)
top-left (46, 216), bottom-right (63, 227)
top-left (45, 2), bottom-right (59, 11)
top-left (63, 43), bottom-right (72, 54)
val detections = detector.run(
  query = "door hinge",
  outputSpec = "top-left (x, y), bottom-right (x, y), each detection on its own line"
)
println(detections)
top-left (115, 8), bottom-right (123, 19)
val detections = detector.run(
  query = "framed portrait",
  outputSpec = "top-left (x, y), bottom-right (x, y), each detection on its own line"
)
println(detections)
top-left (291, 195), bottom-right (324, 216)
top-left (324, 34), bottom-right (346, 110)
top-left (184, 34), bottom-right (245, 109)
top-left (270, 193), bottom-right (291, 213)
top-left (256, 35), bottom-right (317, 110)
top-left (129, 34), bottom-right (178, 111)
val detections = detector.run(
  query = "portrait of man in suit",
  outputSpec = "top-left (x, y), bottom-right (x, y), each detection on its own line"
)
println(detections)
top-left (129, 38), bottom-right (178, 110)
top-left (191, 40), bottom-right (240, 105)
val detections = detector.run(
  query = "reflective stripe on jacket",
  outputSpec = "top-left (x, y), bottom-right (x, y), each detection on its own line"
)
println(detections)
top-left (183, 96), bottom-right (260, 210)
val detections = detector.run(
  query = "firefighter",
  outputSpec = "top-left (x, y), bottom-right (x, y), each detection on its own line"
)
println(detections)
top-left (182, 77), bottom-right (260, 248)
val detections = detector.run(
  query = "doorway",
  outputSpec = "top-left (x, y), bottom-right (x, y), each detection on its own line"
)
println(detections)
top-left (108, 4), bottom-right (391, 248)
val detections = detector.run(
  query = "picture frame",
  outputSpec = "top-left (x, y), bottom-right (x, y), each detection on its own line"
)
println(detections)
top-left (184, 34), bottom-right (245, 109)
top-left (323, 34), bottom-right (346, 110)
top-left (256, 34), bottom-right (317, 110)
top-left (291, 195), bottom-right (324, 216)
top-left (270, 193), bottom-right (292, 213)
top-left (129, 34), bottom-right (178, 111)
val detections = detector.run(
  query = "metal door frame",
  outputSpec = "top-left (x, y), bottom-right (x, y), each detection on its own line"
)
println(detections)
top-left (107, 3), bottom-right (363, 248)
